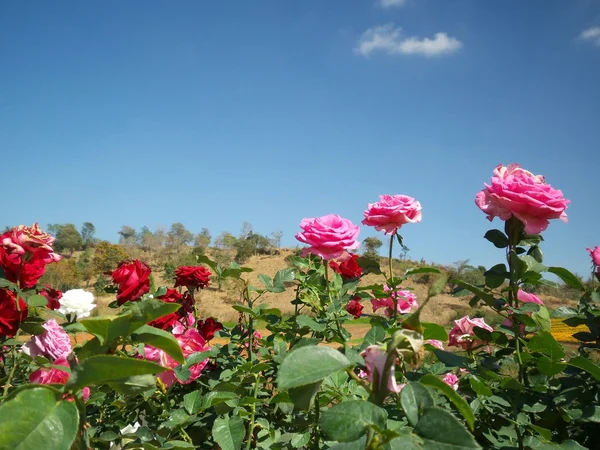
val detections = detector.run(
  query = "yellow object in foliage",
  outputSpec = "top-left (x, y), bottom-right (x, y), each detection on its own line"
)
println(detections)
top-left (550, 319), bottom-right (589, 343)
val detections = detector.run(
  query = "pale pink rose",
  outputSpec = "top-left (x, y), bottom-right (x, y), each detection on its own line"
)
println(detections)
top-left (442, 373), bottom-right (459, 391)
top-left (295, 214), bottom-right (360, 260)
top-left (475, 164), bottom-right (569, 235)
top-left (362, 194), bottom-right (422, 235)
top-left (361, 345), bottom-right (404, 394)
top-left (503, 289), bottom-right (545, 330)
top-left (426, 339), bottom-right (444, 350)
top-left (22, 319), bottom-right (72, 361)
top-left (448, 316), bottom-right (493, 351)
top-left (371, 287), bottom-right (417, 317)
top-left (587, 246), bottom-right (600, 266)
top-left (29, 356), bottom-right (90, 401)
top-left (144, 324), bottom-right (210, 387)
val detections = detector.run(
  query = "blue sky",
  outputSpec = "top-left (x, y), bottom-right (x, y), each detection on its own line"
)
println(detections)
top-left (1, 0), bottom-right (599, 277)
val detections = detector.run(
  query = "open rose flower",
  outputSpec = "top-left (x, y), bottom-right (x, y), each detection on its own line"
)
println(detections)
top-left (371, 286), bottom-right (417, 318)
top-left (295, 214), bottom-right (360, 260)
top-left (40, 286), bottom-right (62, 310)
top-left (587, 246), bottom-right (600, 266)
top-left (0, 288), bottom-right (28, 338)
top-left (346, 296), bottom-right (364, 319)
top-left (143, 323), bottom-right (210, 387)
top-left (58, 289), bottom-right (96, 319)
top-left (197, 317), bottom-right (223, 341)
top-left (29, 356), bottom-right (90, 401)
top-left (111, 260), bottom-right (151, 305)
top-left (448, 315), bottom-right (493, 351)
top-left (174, 266), bottom-right (211, 290)
top-left (443, 373), bottom-right (459, 391)
top-left (22, 319), bottom-right (72, 361)
top-left (362, 195), bottom-right (422, 235)
top-left (329, 253), bottom-right (362, 279)
top-left (148, 289), bottom-right (193, 330)
top-left (475, 163), bottom-right (569, 235)
top-left (361, 345), bottom-right (404, 394)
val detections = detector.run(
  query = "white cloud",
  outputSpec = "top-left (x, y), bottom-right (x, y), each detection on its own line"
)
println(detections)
top-left (379, 0), bottom-right (407, 8)
top-left (580, 26), bottom-right (600, 46)
top-left (354, 24), bottom-right (462, 57)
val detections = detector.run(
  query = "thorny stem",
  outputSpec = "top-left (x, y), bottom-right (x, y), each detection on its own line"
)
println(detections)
top-left (389, 235), bottom-right (398, 321)
top-left (312, 391), bottom-right (321, 449)
top-left (245, 374), bottom-right (260, 450)
top-left (2, 329), bottom-right (21, 398)
top-left (323, 263), bottom-right (345, 342)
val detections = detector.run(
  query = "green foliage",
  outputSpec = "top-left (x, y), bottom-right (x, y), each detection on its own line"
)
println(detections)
top-left (51, 223), bottom-right (83, 255)
top-left (363, 236), bottom-right (383, 259)
top-left (92, 240), bottom-right (130, 273)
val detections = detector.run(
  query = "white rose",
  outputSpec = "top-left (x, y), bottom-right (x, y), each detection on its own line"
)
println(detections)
top-left (58, 289), bottom-right (96, 319)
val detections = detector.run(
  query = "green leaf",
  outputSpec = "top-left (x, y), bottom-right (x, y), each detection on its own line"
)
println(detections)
top-left (25, 294), bottom-right (49, 307)
top-left (547, 267), bottom-right (586, 292)
top-left (360, 325), bottom-right (386, 350)
top-left (469, 376), bottom-right (492, 397)
top-left (400, 382), bottom-right (434, 427)
top-left (405, 267), bottom-right (441, 277)
top-left (183, 391), bottom-right (203, 415)
top-left (415, 407), bottom-right (480, 449)
top-left (277, 346), bottom-right (352, 389)
top-left (484, 229), bottom-right (509, 248)
top-left (568, 356), bottom-right (600, 381)
top-left (131, 325), bottom-right (184, 363)
top-left (0, 386), bottom-right (79, 450)
top-left (296, 315), bottom-right (325, 332)
top-left (433, 349), bottom-right (469, 368)
top-left (388, 434), bottom-right (423, 450)
top-left (66, 355), bottom-right (165, 392)
top-left (328, 437), bottom-right (367, 450)
top-left (274, 268), bottom-right (296, 286)
top-left (320, 400), bottom-right (387, 442)
top-left (420, 374), bottom-right (475, 431)
top-left (451, 280), bottom-right (497, 308)
top-left (423, 323), bottom-right (449, 341)
top-left (428, 273), bottom-right (449, 299)
top-left (107, 374), bottom-right (157, 395)
top-left (519, 255), bottom-right (548, 274)
top-left (551, 307), bottom-right (578, 318)
top-left (257, 274), bottom-right (273, 289)
top-left (289, 381), bottom-right (321, 410)
top-left (231, 304), bottom-right (256, 317)
top-left (195, 254), bottom-right (218, 271)
top-left (484, 264), bottom-right (508, 289)
top-left (212, 415), bottom-right (244, 450)
top-left (527, 331), bottom-right (565, 361)
top-left (127, 298), bottom-right (183, 332)
top-left (356, 256), bottom-right (382, 275)
top-left (537, 357), bottom-right (567, 377)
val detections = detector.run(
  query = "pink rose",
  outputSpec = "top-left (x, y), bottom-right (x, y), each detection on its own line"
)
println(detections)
top-left (371, 286), bottom-right (417, 318)
top-left (475, 164), bottom-right (569, 235)
top-left (22, 319), bottom-right (72, 361)
top-left (29, 357), bottom-right (90, 401)
top-left (442, 373), bottom-right (459, 391)
top-left (295, 214), bottom-right (360, 260)
top-left (587, 246), bottom-right (600, 266)
top-left (426, 339), bottom-right (444, 350)
top-left (361, 345), bottom-right (404, 394)
top-left (362, 195), bottom-right (422, 235)
top-left (144, 324), bottom-right (210, 387)
top-left (503, 289), bottom-right (544, 331)
top-left (448, 315), bottom-right (493, 351)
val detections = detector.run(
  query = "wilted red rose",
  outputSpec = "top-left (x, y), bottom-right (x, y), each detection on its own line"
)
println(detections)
top-left (197, 317), bottom-right (223, 341)
top-left (174, 266), bottom-right (211, 290)
top-left (40, 286), bottom-right (63, 310)
top-left (0, 288), bottom-right (28, 338)
top-left (148, 288), bottom-right (191, 330)
top-left (346, 296), bottom-right (364, 319)
top-left (111, 260), bottom-right (151, 305)
top-left (330, 254), bottom-right (362, 279)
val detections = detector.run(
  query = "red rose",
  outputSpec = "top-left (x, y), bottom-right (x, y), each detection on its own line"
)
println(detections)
top-left (111, 260), bottom-right (151, 305)
top-left (197, 317), bottom-right (223, 341)
top-left (330, 254), bottom-right (362, 280)
top-left (0, 288), bottom-right (28, 338)
top-left (346, 296), bottom-right (363, 319)
top-left (174, 266), bottom-right (211, 290)
top-left (148, 288), bottom-right (188, 330)
top-left (40, 286), bottom-right (63, 310)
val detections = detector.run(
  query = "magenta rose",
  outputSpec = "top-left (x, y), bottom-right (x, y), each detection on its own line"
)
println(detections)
top-left (29, 356), bottom-right (90, 401)
top-left (371, 286), bottom-right (417, 318)
top-left (587, 246), bottom-right (600, 266)
top-left (426, 339), bottom-right (444, 350)
top-left (362, 194), bottom-right (422, 235)
top-left (475, 164), bottom-right (569, 235)
top-left (22, 319), bottom-right (72, 361)
top-left (503, 289), bottom-right (545, 331)
top-left (443, 373), bottom-right (459, 391)
top-left (361, 345), bottom-right (405, 394)
top-left (448, 315), bottom-right (493, 351)
top-left (295, 214), bottom-right (360, 260)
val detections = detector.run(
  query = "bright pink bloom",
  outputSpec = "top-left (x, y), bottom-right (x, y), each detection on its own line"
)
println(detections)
top-left (361, 345), bottom-right (404, 394)
top-left (503, 290), bottom-right (545, 331)
top-left (295, 214), bottom-right (360, 260)
top-left (22, 319), bottom-right (72, 361)
top-left (362, 194), bottom-right (422, 235)
top-left (443, 373), bottom-right (459, 391)
top-left (475, 164), bottom-right (569, 235)
top-left (29, 357), bottom-right (90, 401)
top-left (448, 316), bottom-right (493, 351)
top-left (357, 369), bottom-right (367, 379)
top-left (371, 286), bottom-right (417, 318)
top-left (426, 339), bottom-right (444, 350)
top-left (587, 246), bottom-right (600, 266)
top-left (144, 323), bottom-right (210, 387)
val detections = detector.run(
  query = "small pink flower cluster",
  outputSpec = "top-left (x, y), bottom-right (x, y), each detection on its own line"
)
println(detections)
top-left (371, 286), bottom-right (418, 318)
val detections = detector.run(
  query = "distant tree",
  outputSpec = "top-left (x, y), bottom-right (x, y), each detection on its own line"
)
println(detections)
top-left (77, 249), bottom-right (95, 287)
top-left (167, 223), bottom-right (194, 249)
top-left (214, 232), bottom-right (237, 250)
top-left (270, 229), bottom-right (283, 249)
top-left (363, 237), bottom-right (383, 259)
top-left (194, 228), bottom-right (212, 252)
top-left (53, 224), bottom-right (84, 256)
top-left (118, 226), bottom-right (137, 245)
top-left (47, 224), bottom-right (61, 236)
top-left (39, 258), bottom-right (82, 291)
top-left (240, 221), bottom-right (253, 239)
top-left (81, 222), bottom-right (96, 249)
top-left (92, 241), bottom-right (130, 274)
